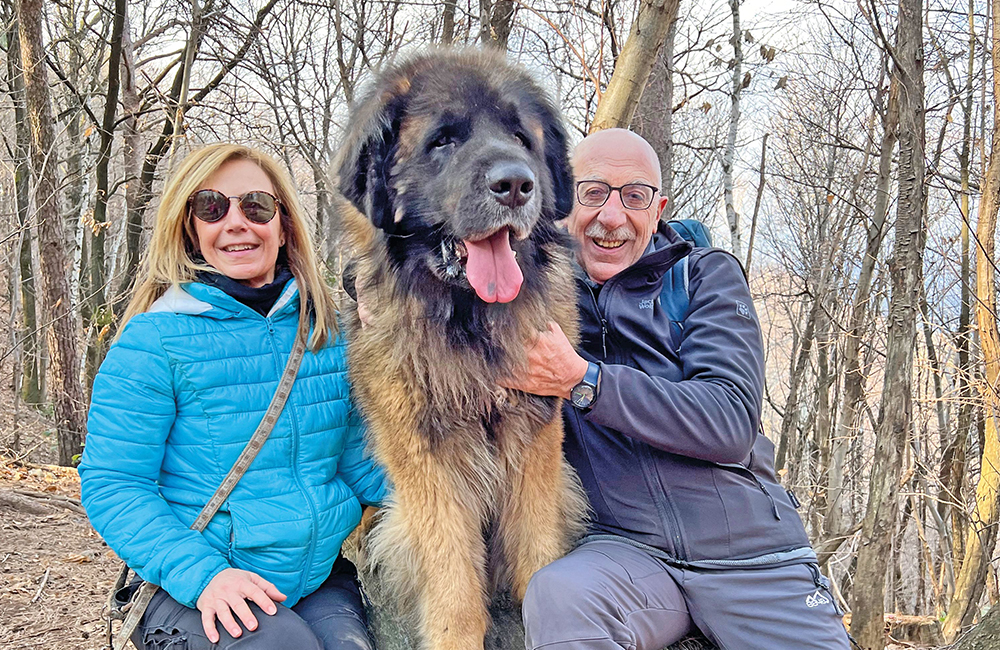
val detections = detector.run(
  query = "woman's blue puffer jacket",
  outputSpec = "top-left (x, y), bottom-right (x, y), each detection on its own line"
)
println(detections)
top-left (80, 280), bottom-right (387, 609)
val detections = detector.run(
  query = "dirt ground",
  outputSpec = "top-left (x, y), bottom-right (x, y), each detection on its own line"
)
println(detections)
top-left (0, 455), bottom-right (118, 649)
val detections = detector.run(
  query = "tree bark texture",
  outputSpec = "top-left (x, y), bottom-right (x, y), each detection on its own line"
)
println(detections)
top-left (441, 0), bottom-right (457, 43)
top-left (940, 0), bottom-right (978, 581)
top-left (633, 18), bottom-right (678, 200)
top-left (941, 2), bottom-right (1000, 636)
top-left (951, 606), bottom-right (1000, 650)
top-left (478, 0), bottom-right (514, 50)
top-left (6, 15), bottom-right (40, 404)
top-left (84, 0), bottom-right (126, 388)
top-left (831, 78), bottom-right (897, 545)
top-left (18, 0), bottom-right (88, 465)
top-left (590, 0), bottom-right (680, 133)
top-left (116, 7), bottom-right (141, 305)
top-left (850, 0), bottom-right (927, 644)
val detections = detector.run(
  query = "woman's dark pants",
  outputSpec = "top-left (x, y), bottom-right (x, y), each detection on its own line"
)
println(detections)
top-left (130, 557), bottom-right (373, 650)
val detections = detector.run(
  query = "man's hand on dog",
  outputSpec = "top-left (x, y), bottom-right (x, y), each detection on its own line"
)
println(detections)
top-left (196, 568), bottom-right (286, 642)
top-left (500, 321), bottom-right (588, 399)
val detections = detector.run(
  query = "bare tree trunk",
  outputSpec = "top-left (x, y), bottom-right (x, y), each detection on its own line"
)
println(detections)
top-left (441, 0), bottom-right (457, 44)
top-left (850, 0), bottom-right (927, 642)
top-left (633, 19), bottom-right (678, 199)
top-left (830, 74), bottom-right (897, 543)
top-left (942, 3), bottom-right (1000, 636)
top-left (478, 0), bottom-right (514, 49)
top-left (813, 302), bottom-right (835, 524)
top-left (490, 0), bottom-right (514, 49)
top-left (745, 133), bottom-right (767, 275)
top-left (169, 0), bottom-right (201, 173)
top-left (84, 0), bottom-right (125, 389)
top-left (6, 12), bottom-right (40, 405)
top-left (941, 0), bottom-right (977, 583)
top-left (776, 300), bottom-right (817, 474)
top-left (662, 22), bottom-right (675, 218)
top-left (18, 0), bottom-right (88, 465)
top-left (721, 0), bottom-right (743, 259)
top-left (590, 0), bottom-right (680, 133)
top-left (113, 7), bottom-right (140, 304)
top-left (919, 291), bottom-right (948, 454)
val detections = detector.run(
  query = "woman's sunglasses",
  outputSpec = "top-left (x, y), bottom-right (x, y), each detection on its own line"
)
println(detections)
top-left (187, 189), bottom-right (283, 224)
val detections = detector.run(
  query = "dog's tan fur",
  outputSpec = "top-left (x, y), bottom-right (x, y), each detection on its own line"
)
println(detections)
top-left (336, 50), bottom-right (588, 650)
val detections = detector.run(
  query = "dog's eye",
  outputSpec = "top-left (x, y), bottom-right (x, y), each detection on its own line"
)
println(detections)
top-left (514, 132), bottom-right (532, 150)
top-left (429, 135), bottom-right (456, 150)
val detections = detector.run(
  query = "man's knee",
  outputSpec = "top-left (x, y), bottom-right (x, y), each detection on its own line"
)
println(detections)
top-left (524, 560), bottom-right (603, 622)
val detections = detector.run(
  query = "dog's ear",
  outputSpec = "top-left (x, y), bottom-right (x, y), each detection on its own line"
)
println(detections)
top-left (540, 108), bottom-right (575, 221)
top-left (335, 84), bottom-right (408, 233)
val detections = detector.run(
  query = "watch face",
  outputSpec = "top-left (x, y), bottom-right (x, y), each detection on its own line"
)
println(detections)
top-left (571, 384), bottom-right (595, 408)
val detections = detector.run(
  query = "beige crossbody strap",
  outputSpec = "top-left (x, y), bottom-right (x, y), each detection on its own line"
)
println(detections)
top-left (112, 317), bottom-right (309, 650)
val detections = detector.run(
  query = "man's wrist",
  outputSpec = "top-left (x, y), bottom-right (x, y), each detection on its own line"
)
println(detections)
top-left (569, 361), bottom-right (602, 410)
top-left (563, 356), bottom-right (590, 399)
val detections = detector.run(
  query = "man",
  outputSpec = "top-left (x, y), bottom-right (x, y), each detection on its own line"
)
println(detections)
top-left (502, 129), bottom-right (850, 650)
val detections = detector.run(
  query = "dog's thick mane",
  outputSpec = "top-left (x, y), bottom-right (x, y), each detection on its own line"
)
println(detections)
top-left (336, 48), bottom-right (579, 414)
top-left (341, 204), bottom-right (576, 444)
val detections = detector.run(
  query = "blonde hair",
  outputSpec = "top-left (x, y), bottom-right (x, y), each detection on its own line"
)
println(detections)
top-left (120, 143), bottom-right (338, 350)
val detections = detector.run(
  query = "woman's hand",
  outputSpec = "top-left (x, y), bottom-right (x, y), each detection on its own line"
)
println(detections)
top-left (195, 568), bottom-right (286, 642)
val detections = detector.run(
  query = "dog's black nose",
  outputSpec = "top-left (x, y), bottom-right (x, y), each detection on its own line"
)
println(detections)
top-left (487, 162), bottom-right (535, 208)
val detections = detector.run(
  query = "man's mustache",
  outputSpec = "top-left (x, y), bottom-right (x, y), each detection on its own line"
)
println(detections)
top-left (585, 223), bottom-right (635, 241)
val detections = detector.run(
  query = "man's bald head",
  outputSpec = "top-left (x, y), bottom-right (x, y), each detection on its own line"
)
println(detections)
top-left (567, 129), bottom-right (668, 284)
top-left (572, 129), bottom-right (662, 185)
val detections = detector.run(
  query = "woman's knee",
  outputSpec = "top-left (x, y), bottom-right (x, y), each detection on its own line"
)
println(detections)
top-left (136, 603), bottom-right (323, 650)
top-left (225, 605), bottom-right (323, 650)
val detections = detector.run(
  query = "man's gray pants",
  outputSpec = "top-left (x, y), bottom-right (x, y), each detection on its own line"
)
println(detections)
top-left (522, 539), bottom-right (850, 650)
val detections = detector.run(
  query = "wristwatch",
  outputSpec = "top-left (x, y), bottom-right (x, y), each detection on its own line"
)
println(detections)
top-left (570, 362), bottom-right (601, 410)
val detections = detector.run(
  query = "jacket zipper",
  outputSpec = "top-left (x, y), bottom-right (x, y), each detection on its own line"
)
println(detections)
top-left (715, 462), bottom-right (781, 520)
top-left (264, 311), bottom-right (320, 601)
top-left (586, 278), bottom-right (688, 560)
top-left (584, 284), bottom-right (608, 357)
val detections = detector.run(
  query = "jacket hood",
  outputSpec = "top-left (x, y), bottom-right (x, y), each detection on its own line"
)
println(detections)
top-left (634, 221), bottom-right (693, 277)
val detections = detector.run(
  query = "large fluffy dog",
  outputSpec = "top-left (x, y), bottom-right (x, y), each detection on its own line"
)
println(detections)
top-left (335, 49), bottom-right (587, 649)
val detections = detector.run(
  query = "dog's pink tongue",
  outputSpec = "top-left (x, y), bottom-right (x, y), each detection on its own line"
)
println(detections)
top-left (463, 229), bottom-right (523, 303)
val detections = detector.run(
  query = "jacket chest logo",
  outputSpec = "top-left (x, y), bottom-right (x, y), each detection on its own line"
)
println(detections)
top-left (638, 299), bottom-right (654, 311)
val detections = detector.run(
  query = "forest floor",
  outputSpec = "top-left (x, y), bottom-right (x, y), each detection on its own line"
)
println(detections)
top-left (0, 394), bottom-right (984, 649)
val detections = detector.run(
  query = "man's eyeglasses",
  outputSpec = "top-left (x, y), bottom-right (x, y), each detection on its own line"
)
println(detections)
top-left (187, 189), bottom-right (283, 224)
top-left (576, 180), bottom-right (659, 210)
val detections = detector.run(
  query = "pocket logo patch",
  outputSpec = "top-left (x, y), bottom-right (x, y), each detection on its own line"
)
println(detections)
top-left (736, 300), bottom-right (752, 320)
top-left (805, 589), bottom-right (831, 608)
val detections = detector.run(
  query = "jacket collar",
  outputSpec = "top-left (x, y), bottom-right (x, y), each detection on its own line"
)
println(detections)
top-left (149, 279), bottom-right (300, 319)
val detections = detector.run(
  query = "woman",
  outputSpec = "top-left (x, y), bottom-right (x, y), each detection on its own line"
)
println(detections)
top-left (80, 144), bottom-right (385, 650)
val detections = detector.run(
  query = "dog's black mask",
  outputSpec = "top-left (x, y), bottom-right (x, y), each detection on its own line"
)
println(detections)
top-left (337, 50), bottom-right (574, 306)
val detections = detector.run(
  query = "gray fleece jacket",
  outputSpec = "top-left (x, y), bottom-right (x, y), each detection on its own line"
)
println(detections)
top-left (565, 221), bottom-right (813, 566)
